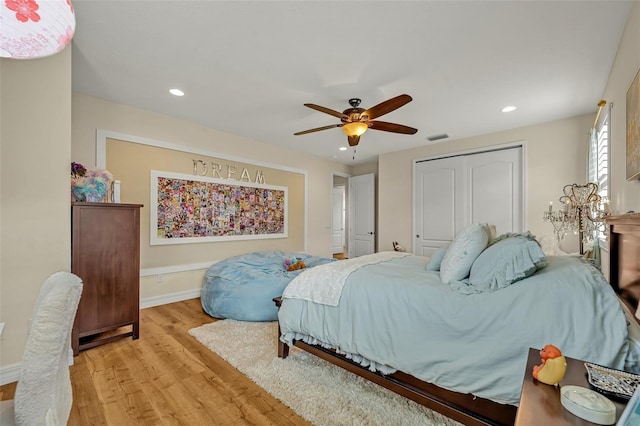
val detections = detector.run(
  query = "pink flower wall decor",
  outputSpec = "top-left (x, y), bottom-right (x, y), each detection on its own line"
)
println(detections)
top-left (6, 0), bottom-right (41, 23)
top-left (1, 0), bottom-right (75, 59)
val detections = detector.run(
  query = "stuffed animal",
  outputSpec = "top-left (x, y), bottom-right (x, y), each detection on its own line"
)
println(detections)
top-left (393, 241), bottom-right (406, 252)
top-left (71, 168), bottom-right (113, 202)
top-left (289, 260), bottom-right (306, 271)
top-left (283, 257), bottom-right (307, 272)
top-left (532, 344), bottom-right (567, 386)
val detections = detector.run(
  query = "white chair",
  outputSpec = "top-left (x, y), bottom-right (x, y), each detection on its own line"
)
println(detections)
top-left (0, 272), bottom-right (83, 426)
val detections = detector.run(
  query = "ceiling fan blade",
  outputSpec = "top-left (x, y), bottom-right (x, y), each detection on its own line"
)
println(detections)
top-left (369, 121), bottom-right (418, 134)
top-left (304, 103), bottom-right (348, 119)
top-left (364, 94), bottom-right (413, 120)
top-left (347, 135), bottom-right (360, 146)
top-left (294, 124), bottom-right (342, 135)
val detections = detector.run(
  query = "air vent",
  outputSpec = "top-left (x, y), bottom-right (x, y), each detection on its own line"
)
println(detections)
top-left (426, 133), bottom-right (449, 142)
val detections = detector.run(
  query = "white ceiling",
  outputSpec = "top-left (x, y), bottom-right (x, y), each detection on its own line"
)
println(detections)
top-left (71, 1), bottom-right (634, 165)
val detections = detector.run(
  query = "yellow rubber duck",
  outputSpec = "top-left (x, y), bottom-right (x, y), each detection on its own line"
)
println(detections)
top-left (532, 344), bottom-right (567, 386)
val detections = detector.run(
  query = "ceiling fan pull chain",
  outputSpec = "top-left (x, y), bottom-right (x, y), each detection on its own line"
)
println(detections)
top-left (353, 148), bottom-right (356, 160)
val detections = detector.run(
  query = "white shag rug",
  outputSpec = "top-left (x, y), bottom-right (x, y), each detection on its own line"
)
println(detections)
top-left (189, 320), bottom-right (461, 426)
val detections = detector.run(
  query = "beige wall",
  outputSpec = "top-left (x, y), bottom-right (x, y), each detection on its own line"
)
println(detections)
top-left (599, 0), bottom-right (640, 277)
top-left (352, 162), bottom-right (378, 177)
top-left (72, 93), bottom-right (351, 301)
top-left (378, 113), bottom-right (594, 253)
top-left (106, 138), bottom-right (306, 268)
top-left (0, 48), bottom-right (72, 368)
top-left (603, 1), bottom-right (640, 214)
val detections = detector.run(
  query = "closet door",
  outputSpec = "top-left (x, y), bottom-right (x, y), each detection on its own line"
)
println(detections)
top-left (413, 146), bottom-right (523, 255)
top-left (413, 156), bottom-right (465, 256)
top-left (466, 148), bottom-right (523, 235)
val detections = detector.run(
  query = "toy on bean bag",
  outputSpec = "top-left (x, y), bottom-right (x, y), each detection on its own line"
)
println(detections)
top-left (283, 256), bottom-right (306, 272)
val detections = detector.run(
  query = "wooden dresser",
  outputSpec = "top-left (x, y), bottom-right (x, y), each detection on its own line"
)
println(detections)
top-left (71, 202), bottom-right (143, 355)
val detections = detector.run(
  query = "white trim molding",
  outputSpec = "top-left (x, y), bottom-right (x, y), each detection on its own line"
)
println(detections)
top-left (95, 129), bottom-right (309, 253)
top-left (140, 288), bottom-right (201, 310)
top-left (0, 362), bottom-right (21, 386)
top-left (140, 261), bottom-right (215, 277)
top-left (95, 129), bottom-right (307, 175)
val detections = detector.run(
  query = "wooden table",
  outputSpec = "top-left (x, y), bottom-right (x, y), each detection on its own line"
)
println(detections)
top-left (515, 348), bottom-right (628, 425)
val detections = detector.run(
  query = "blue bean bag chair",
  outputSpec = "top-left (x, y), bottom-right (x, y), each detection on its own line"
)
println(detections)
top-left (201, 250), bottom-right (336, 321)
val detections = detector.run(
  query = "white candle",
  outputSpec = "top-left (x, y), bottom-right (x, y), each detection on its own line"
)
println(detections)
top-left (549, 201), bottom-right (553, 213)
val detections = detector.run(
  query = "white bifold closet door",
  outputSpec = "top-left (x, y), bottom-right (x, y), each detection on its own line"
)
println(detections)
top-left (413, 146), bottom-right (523, 256)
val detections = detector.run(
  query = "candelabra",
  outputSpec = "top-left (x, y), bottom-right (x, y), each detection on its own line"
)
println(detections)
top-left (543, 182), bottom-right (610, 254)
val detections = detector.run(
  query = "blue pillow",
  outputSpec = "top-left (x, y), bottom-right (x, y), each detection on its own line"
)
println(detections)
top-left (426, 245), bottom-right (449, 271)
top-left (440, 224), bottom-right (490, 284)
top-left (454, 234), bottom-right (547, 294)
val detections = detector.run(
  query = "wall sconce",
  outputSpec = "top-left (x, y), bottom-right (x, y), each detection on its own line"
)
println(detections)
top-left (1, 0), bottom-right (76, 59)
top-left (543, 182), bottom-right (610, 254)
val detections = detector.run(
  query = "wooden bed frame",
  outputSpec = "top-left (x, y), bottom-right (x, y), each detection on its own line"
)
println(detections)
top-left (274, 213), bottom-right (640, 426)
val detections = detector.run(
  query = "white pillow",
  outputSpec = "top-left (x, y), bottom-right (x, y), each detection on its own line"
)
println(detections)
top-left (537, 234), bottom-right (568, 256)
top-left (440, 224), bottom-right (490, 284)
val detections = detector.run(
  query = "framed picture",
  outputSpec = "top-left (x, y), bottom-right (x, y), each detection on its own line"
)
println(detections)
top-left (627, 68), bottom-right (640, 180)
top-left (150, 170), bottom-right (287, 245)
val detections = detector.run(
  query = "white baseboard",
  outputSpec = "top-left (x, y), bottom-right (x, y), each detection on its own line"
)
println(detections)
top-left (140, 262), bottom-right (214, 277)
top-left (1, 288), bottom-right (202, 386)
top-left (140, 288), bottom-right (201, 309)
top-left (0, 363), bottom-right (21, 386)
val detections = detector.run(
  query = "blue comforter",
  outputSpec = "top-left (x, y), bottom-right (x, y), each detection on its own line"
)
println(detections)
top-left (278, 254), bottom-right (634, 405)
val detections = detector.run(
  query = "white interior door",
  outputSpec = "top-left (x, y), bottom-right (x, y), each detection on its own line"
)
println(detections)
top-left (332, 186), bottom-right (346, 254)
top-left (414, 156), bottom-right (464, 256)
top-left (414, 146), bottom-right (523, 255)
top-left (349, 173), bottom-right (375, 258)
top-left (466, 148), bottom-right (523, 235)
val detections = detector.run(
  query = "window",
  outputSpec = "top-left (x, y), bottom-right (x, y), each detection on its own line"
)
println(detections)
top-left (588, 104), bottom-right (609, 239)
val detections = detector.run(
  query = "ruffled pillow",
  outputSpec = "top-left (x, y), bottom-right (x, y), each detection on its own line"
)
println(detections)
top-left (440, 224), bottom-right (491, 284)
top-left (426, 245), bottom-right (449, 271)
top-left (451, 233), bottom-right (547, 294)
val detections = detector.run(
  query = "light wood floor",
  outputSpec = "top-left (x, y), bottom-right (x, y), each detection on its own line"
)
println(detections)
top-left (0, 298), bottom-right (310, 426)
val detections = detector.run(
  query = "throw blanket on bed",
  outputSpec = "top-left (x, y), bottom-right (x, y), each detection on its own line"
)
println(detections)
top-left (282, 251), bottom-right (411, 306)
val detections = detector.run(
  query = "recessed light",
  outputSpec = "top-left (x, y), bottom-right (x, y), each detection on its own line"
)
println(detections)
top-left (339, 147), bottom-right (347, 151)
top-left (169, 88), bottom-right (184, 97)
top-left (501, 105), bottom-right (516, 113)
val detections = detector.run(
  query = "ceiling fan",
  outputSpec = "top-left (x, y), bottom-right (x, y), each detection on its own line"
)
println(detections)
top-left (294, 94), bottom-right (418, 146)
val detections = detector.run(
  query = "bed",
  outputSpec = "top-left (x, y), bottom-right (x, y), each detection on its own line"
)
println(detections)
top-left (275, 215), bottom-right (640, 426)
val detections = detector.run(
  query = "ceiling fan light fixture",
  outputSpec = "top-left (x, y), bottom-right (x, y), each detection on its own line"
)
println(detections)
top-left (341, 122), bottom-right (369, 137)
